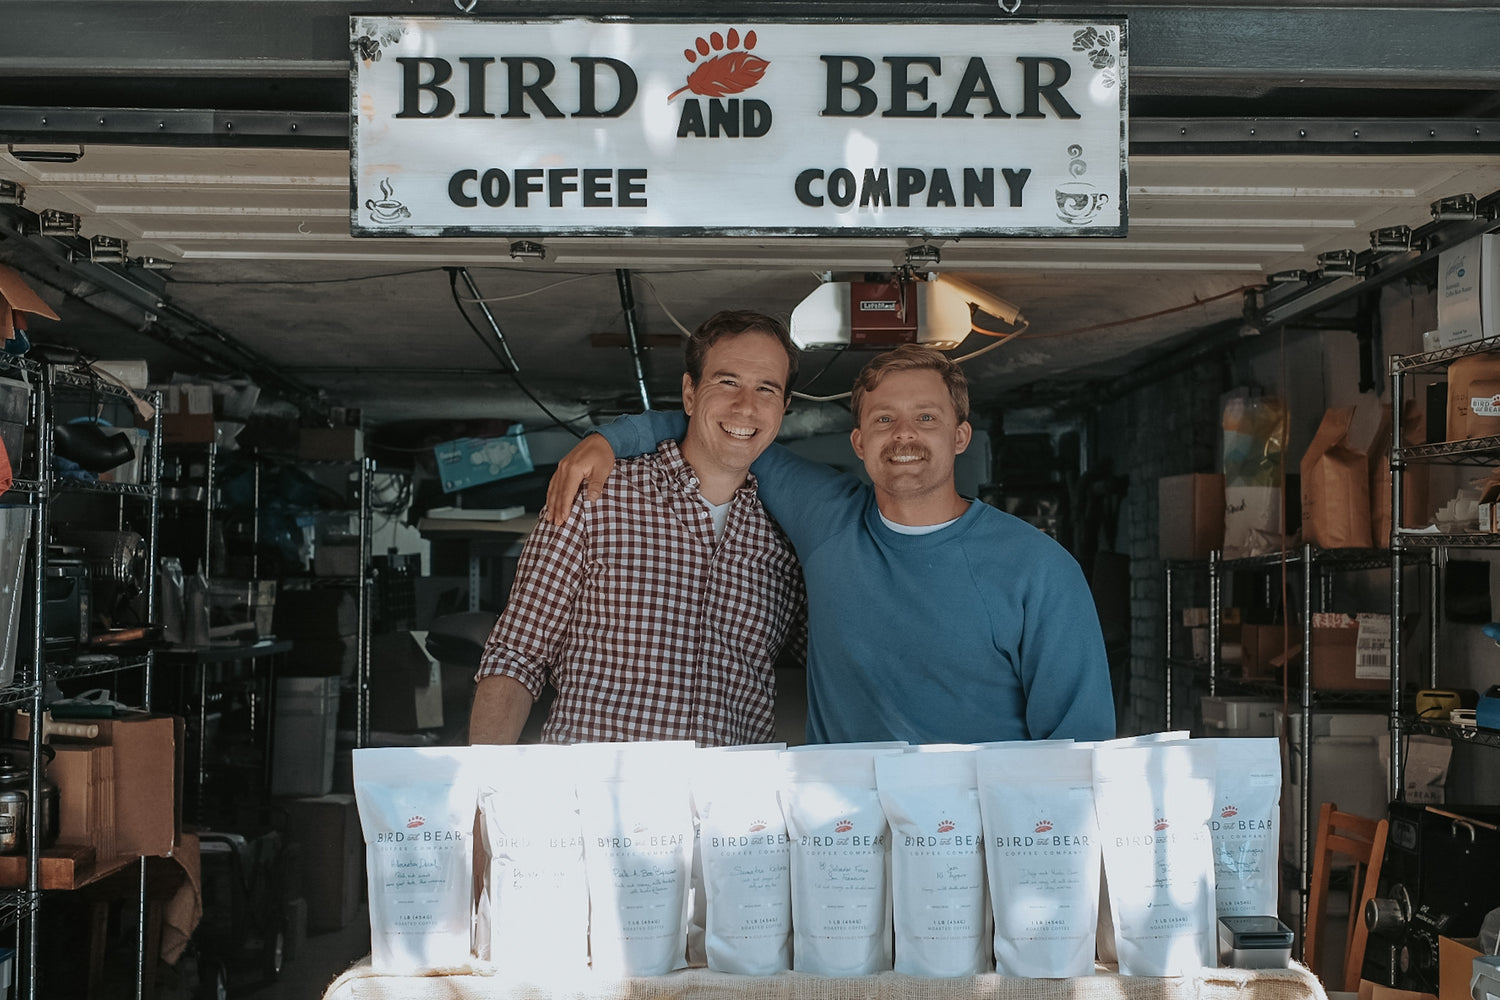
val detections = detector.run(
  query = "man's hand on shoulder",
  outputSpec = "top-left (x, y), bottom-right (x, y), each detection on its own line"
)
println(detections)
top-left (545, 432), bottom-right (618, 525)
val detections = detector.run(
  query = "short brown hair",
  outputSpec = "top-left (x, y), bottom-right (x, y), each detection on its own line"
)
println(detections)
top-left (684, 310), bottom-right (799, 399)
top-left (850, 344), bottom-right (970, 425)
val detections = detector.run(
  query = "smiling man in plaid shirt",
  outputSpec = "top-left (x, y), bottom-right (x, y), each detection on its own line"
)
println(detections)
top-left (469, 311), bottom-right (807, 746)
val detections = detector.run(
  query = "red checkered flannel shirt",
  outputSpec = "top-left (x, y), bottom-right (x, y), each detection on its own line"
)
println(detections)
top-left (477, 440), bottom-right (807, 746)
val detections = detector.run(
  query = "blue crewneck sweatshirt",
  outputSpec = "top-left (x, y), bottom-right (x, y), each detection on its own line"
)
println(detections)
top-left (596, 413), bottom-right (1115, 745)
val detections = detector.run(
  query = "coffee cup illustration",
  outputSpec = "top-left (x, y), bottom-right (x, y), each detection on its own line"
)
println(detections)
top-left (366, 178), bottom-right (411, 223)
top-left (1055, 182), bottom-right (1109, 225)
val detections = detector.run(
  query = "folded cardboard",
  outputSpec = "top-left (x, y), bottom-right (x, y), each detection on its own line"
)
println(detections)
top-left (1438, 936), bottom-right (1482, 1000)
top-left (370, 630), bottom-right (443, 732)
top-left (63, 713), bottom-right (184, 857)
top-left (49, 743), bottom-right (115, 861)
top-left (1158, 473), bottom-right (1225, 559)
top-left (278, 794), bottom-right (361, 933)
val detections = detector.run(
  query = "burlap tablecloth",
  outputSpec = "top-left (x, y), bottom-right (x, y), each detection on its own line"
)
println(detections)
top-left (322, 961), bottom-right (1327, 1000)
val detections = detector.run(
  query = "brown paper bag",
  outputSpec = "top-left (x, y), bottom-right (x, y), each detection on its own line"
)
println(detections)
top-left (1301, 407), bottom-right (1371, 548)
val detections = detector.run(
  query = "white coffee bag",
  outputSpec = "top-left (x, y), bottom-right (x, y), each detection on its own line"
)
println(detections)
top-left (977, 743), bottom-right (1100, 978)
top-left (353, 747), bottom-right (479, 974)
top-left (692, 747), bottom-right (792, 974)
top-left (576, 741), bottom-right (696, 977)
top-left (780, 745), bottom-right (904, 976)
top-left (476, 744), bottom-right (589, 978)
top-left (1199, 737), bottom-right (1281, 919)
top-left (876, 748), bottom-right (990, 977)
top-left (1093, 741), bottom-right (1218, 976)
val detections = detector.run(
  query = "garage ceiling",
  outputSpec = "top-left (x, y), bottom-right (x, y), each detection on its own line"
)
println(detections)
top-left (4, 1), bottom-right (1500, 432)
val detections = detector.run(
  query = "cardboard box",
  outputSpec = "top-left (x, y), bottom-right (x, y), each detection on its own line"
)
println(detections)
top-left (370, 631), bottom-right (443, 732)
top-left (1438, 936), bottom-right (1483, 1000)
top-left (75, 713), bottom-right (184, 857)
top-left (1437, 233), bottom-right (1500, 349)
top-left (298, 426), bottom-right (364, 462)
top-left (1158, 473), bottom-right (1225, 559)
top-left (434, 425), bottom-right (534, 493)
top-left (1240, 623), bottom-right (1289, 679)
top-left (1360, 979), bottom-right (1437, 1000)
top-left (278, 794), bottom-right (362, 932)
top-left (1280, 613), bottom-right (1390, 691)
top-left (156, 383), bottom-right (215, 444)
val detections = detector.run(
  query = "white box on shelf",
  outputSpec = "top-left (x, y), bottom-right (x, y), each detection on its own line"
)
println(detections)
top-left (272, 676), bottom-right (340, 797)
top-left (1437, 234), bottom-right (1500, 349)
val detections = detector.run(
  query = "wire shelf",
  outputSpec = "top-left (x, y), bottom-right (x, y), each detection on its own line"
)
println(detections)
top-left (0, 681), bottom-right (38, 710)
top-left (48, 653), bottom-right (151, 683)
top-left (0, 889), bottom-right (38, 932)
top-left (51, 479), bottom-right (156, 498)
top-left (1391, 337), bottom-right (1500, 374)
top-left (1, 479), bottom-right (44, 498)
top-left (49, 366), bottom-right (142, 399)
top-left (1397, 435), bottom-right (1500, 464)
top-left (0, 356), bottom-right (40, 377)
top-left (1217, 547), bottom-right (1392, 573)
top-left (1394, 531), bottom-right (1500, 549)
top-left (1406, 718), bottom-right (1500, 749)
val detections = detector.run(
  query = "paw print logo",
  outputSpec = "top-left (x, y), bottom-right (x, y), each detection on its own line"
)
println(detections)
top-left (936, 819), bottom-right (956, 833)
top-left (1034, 820), bottom-right (1054, 833)
top-left (406, 815), bottom-right (425, 829)
top-left (669, 28), bottom-right (769, 101)
top-left (1153, 818), bottom-right (1170, 832)
top-left (748, 820), bottom-right (768, 833)
top-left (1220, 806), bottom-right (1239, 818)
top-left (833, 818), bottom-right (854, 834)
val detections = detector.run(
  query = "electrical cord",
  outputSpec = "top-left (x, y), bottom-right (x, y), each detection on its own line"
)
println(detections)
top-left (446, 270), bottom-right (590, 439)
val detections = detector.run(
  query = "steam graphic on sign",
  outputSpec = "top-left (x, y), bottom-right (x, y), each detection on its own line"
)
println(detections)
top-left (669, 28), bottom-right (769, 101)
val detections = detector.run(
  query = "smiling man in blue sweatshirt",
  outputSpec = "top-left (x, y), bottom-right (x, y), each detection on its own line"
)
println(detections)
top-left (545, 343), bottom-right (1114, 746)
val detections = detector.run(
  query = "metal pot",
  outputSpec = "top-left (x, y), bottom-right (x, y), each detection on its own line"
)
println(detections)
top-left (0, 743), bottom-right (58, 855)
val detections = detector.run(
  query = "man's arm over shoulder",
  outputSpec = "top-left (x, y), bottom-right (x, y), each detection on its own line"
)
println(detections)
top-left (470, 493), bottom-right (592, 743)
top-left (1015, 536), bottom-right (1116, 741)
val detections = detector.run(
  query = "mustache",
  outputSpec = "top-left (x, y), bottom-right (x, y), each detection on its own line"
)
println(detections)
top-left (880, 443), bottom-right (930, 462)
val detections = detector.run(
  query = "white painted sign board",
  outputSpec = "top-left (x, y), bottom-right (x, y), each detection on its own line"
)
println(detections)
top-left (351, 17), bottom-right (1127, 237)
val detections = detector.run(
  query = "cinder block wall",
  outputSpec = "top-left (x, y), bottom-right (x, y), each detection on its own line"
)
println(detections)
top-left (1095, 359), bottom-right (1224, 735)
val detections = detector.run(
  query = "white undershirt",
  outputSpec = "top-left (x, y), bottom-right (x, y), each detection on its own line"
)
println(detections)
top-left (880, 509), bottom-right (964, 535)
top-left (703, 497), bottom-right (732, 541)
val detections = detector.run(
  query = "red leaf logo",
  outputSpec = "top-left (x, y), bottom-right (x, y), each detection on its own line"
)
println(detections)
top-left (1221, 806), bottom-right (1238, 818)
top-left (669, 29), bottom-right (769, 101)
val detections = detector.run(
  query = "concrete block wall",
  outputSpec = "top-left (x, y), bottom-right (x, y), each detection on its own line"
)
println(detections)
top-left (1096, 358), bottom-right (1224, 735)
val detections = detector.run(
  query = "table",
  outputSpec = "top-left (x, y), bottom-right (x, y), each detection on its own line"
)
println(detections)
top-left (322, 961), bottom-right (1329, 1000)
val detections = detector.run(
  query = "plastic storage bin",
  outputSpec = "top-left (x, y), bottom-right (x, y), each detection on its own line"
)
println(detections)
top-left (0, 378), bottom-right (28, 475)
top-left (272, 676), bottom-right (339, 797)
top-left (1275, 710), bottom-right (1389, 866)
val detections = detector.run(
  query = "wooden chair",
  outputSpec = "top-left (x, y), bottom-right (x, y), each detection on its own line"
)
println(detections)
top-left (1306, 801), bottom-right (1389, 992)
